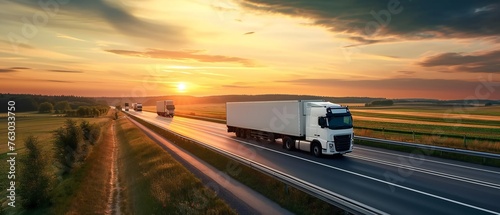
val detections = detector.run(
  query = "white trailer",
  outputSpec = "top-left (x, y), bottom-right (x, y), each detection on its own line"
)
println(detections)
top-left (156, 100), bottom-right (175, 117)
top-left (226, 100), bottom-right (354, 157)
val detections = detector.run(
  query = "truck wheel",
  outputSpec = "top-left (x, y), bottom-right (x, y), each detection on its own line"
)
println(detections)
top-left (283, 136), bottom-right (294, 151)
top-left (242, 129), bottom-right (249, 139)
top-left (312, 143), bottom-right (322, 157)
top-left (268, 133), bottom-right (276, 143)
top-left (235, 129), bottom-right (242, 138)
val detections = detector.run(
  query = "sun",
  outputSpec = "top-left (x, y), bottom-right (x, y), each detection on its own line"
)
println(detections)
top-left (177, 82), bottom-right (187, 92)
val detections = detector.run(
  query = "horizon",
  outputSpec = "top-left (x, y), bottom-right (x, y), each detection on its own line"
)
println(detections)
top-left (1, 1), bottom-right (499, 100)
top-left (2, 93), bottom-right (499, 102)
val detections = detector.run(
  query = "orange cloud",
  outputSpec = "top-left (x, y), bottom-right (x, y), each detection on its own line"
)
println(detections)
top-left (105, 49), bottom-right (255, 67)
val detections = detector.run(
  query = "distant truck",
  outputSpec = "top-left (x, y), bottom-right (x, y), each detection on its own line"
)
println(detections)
top-left (226, 100), bottom-right (354, 157)
top-left (156, 100), bottom-right (175, 117)
top-left (124, 102), bottom-right (129, 111)
top-left (133, 103), bottom-right (142, 111)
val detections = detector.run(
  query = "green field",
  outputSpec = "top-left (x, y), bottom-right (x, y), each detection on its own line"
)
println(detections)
top-left (0, 116), bottom-right (109, 154)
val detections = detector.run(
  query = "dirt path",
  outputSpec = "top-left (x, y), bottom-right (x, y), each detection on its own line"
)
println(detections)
top-left (106, 122), bottom-right (121, 215)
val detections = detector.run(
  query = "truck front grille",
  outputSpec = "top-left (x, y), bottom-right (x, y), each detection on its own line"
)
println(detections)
top-left (334, 134), bottom-right (351, 152)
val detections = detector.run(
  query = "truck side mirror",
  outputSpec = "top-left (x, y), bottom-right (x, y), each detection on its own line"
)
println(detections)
top-left (318, 117), bottom-right (327, 128)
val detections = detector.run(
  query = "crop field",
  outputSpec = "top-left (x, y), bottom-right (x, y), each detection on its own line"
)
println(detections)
top-left (145, 103), bottom-right (500, 152)
top-left (0, 115), bottom-right (109, 154)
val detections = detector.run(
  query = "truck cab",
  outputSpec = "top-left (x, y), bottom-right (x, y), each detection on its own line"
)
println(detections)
top-left (302, 102), bottom-right (353, 156)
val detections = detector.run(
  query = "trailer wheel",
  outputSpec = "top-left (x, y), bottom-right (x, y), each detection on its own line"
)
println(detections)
top-left (283, 136), bottom-right (295, 151)
top-left (268, 133), bottom-right (276, 143)
top-left (312, 143), bottom-right (322, 157)
top-left (235, 129), bottom-right (242, 138)
top-left (242, 129), bottom-right (249, 139)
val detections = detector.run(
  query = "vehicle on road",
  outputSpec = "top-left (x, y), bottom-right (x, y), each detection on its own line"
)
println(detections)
top-left (124, 102), bottom-right (129, 111)
top-left (132, 103), bottom-right (143, 111)
top-left (156, 100), bottom-right (175, 117)
top-left (226, 100), bottom-right (354, 157)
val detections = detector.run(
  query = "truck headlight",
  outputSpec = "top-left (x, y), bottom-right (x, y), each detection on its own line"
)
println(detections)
top-left (329, 143), bottom-right (334, 148)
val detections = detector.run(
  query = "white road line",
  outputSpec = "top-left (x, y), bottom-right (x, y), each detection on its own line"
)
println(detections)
top-left (131, 113), bottom-right (500, 214)
top-left (350, 154), bottom-right (500, 190)
top-left (355, 147), bottom-right (500, 175)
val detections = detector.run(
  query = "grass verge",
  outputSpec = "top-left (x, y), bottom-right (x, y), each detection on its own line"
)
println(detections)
top-left (115, 114), bottom-right (236, 214)
top-left (60, 121), bottom-right (114, 214)
top-left (126, 114), bottom-right (342, 215)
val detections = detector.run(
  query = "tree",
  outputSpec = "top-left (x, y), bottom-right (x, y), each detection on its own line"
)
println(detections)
top-left (53, 119), bottom-right (85, 173)
top-left (370, 100), bottom-right (394, 106)
top-left (80, 121), bottom-right (101, 145)
top-left (38, 102), bottom-right (54, 113)
top-left (19, 136), bottom-right (51, 208)
top-left (55, 101), bottom-right (71, 113)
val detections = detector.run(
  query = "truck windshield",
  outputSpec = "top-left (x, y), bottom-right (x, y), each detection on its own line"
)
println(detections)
top-left (327, 113), bottom-right (353, 130)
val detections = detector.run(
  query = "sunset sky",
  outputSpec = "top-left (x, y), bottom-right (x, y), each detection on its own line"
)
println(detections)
top-left (1, 0), bottom-right (499, 99)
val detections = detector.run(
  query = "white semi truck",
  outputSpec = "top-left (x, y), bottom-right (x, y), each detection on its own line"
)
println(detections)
top-left (156, 100), bottom-right (175, 117)
top-left (124, 102), bottom-right (129, 111)
top-left (226, 100), bottom-right (354, 157)
top-left (132, 103), bottom-right (142, 111)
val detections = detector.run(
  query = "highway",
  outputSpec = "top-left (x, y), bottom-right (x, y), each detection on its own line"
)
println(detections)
top-left (126, 110), bottom-right (500, 215)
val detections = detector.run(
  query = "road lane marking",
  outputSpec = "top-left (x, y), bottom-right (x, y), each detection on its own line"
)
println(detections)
top-left (349, 154), bottom-right (500, 190)
top-left (355, 147), bottom-right (500, 175)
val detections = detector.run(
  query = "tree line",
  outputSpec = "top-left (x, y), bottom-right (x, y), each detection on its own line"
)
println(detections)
top-left (38, 101), bottom-right (109, 117)
top-left (0, 94), bottom-right (107, 113)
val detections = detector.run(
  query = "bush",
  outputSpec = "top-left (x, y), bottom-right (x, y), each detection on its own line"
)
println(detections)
top-left (38, 102), bottom-right (54, 113)
top-left (55, 101), bottom-right (71, 113)
top-left (53, 119), bottom-right (85, 173)
top-left (366, 100), bottom-right (394, 107)
top-left (80, 121), bottom-right (101, 145)
top-left (19, 136), bottom-right (51, 209)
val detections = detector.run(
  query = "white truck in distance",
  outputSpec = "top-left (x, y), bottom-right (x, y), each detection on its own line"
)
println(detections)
top-left (156, 100), bottom-right (175, 117)
top-left (133, 103), bottom-right (142, 111)
top-left (226, 100), bottom-right (354, 157)
top-left (124, 102), bottom-right (129, 111)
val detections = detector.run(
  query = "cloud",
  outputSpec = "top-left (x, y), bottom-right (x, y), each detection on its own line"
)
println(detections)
top-left (47, 69), bottom-right (84, 73)
top-left (240, 0), bottom-right (500, 44)
top-left (105, 49), bottom-right (256, 66)
top-left (0, 67), bottom-right (30, 73)
top-left (396, 71), bottom-right (415, 75)
top-left (57, 34), bottom-right (86, 42)
top-left (222, 84), bottom-right (253, 88)
top-left (418, 49), bottom-right (500, 73)
top-left (0, 39), bottom-right (34, 50)
top-left (45, 80), bottom-right (73, 83)
top-left (11, 0), bottom-right (185, 43)
top-left (0, 69), bottom-right (17, 73)
top-left (344, 36), bottom-right (386, 47)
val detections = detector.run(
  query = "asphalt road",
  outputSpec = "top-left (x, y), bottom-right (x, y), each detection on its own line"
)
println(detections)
top-left (126, 110), bottom-right (500, 215)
